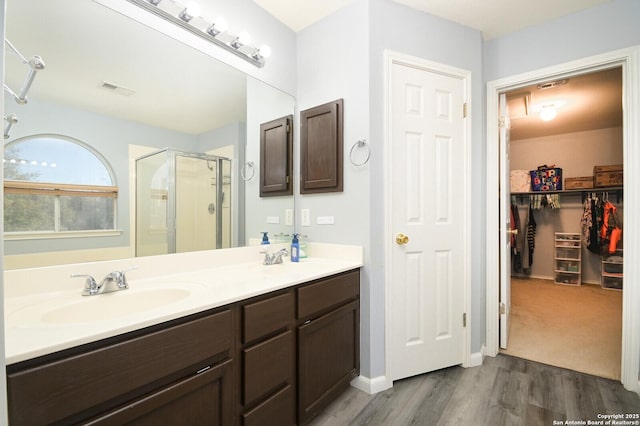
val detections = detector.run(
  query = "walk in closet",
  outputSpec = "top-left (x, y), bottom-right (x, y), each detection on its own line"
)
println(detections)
top-left (501, 66), bottom-right (624, 380)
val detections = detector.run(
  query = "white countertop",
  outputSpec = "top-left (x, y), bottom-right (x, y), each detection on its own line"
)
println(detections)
top-left (4, 243), bottom-right (363, 365)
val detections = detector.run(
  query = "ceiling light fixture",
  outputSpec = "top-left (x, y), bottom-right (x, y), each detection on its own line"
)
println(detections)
top-left (539, 106), bottom-right (557, 122)
top-left (128, 0), bottom-right (270, 68)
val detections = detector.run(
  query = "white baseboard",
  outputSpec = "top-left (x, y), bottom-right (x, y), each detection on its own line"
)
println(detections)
top-left (350, 375), bottom-right (392, 395)
top-left (467, 345), bottom-right (486, 367)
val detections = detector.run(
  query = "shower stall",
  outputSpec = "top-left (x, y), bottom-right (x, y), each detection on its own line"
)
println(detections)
top-left (136, 149), bottom-right (232, 256)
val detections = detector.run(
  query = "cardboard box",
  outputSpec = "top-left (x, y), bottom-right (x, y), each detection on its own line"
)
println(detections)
top-left (594, 165), bottom-right (623, 188)
top-left (564, 176), bottom-right (594, 190)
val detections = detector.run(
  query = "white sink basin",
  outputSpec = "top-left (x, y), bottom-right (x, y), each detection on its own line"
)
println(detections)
top-left (41, 288), bottom-right (192, 324)
top-left (8, 284), bottom-right (202, 326)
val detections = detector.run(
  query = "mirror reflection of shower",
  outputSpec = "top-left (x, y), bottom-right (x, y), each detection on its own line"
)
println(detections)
top-left (136, 148), bottom-right (232, 256)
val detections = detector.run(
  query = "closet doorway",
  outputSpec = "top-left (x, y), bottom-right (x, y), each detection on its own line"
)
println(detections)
top-left (485, 47), bottom-right (640, 393)
top-left (501, 67), bottom-right (623, 380)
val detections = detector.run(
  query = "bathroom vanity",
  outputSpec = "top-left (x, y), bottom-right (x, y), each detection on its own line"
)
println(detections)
top-left (4, 244), bottom-right (362, 425)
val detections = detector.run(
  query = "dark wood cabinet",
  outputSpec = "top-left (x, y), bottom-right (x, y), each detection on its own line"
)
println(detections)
top-left (297, 270), bottom-right (360, 425)
top-left (87, 359), bottom-right (234, 426)
top-left (238, 290), bottom-right (296, 425)
top-left (260, 115), bottom-right (293, 197)
top-left (300, 99), bottom-right (344, 194)
top-left (6, 270), bottom-right (360, 425)
top-left (7, 308), bottom-right (233, 426)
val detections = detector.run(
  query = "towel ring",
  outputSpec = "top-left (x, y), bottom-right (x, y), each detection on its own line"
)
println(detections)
top-left (241, 162), bottom-right (255, 181)
top-left (349, 139), bottom-right (370, 167)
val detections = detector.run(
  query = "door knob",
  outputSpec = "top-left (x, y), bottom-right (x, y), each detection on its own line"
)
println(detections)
top-left (396, 233), bottom-right (409, 245)
top-left (506, 229), bottom-right (518, 235)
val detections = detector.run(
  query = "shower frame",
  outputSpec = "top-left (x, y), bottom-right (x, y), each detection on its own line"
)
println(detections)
top-left (136, 148), bottom-right (231, 255)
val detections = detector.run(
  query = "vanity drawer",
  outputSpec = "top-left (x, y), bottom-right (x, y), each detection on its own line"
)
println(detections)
top-left (243, 290), bottom-right (294, 344)
top-left (243, 330), bottom-right (293, 406)
top-left (7, 309), bottom-right (232, 426)
top-left (242, 384), bottom-right (294, 426)
top-left (297, 269), bottom-right (359, 320)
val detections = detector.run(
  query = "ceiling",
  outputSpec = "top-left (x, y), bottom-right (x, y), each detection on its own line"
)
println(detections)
top-left (253, 0), bottom-right (612, 39)
top-left (506, 67), bottom-right (622, 141)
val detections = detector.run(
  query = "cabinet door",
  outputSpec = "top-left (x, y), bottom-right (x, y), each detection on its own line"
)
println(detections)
top-left (300, 99), bottom-right (343, 194)
top-left (260, 115), bottom-right (293, 197)
top-left (298, 300), bottom-right (359, 424)
top-left (87, 360), bottom-right (233, 426)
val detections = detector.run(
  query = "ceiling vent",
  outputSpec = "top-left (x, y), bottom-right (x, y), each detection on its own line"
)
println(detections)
top-left (98, 81), bottom-right (135, 96)
top-left (537, 79), bottom-right (569, 90)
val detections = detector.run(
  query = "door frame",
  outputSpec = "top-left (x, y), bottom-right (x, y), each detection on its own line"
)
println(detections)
top-left (485, 46), bottom-right (640, 393)
top-left (383, 50), bottom-right (473, 390)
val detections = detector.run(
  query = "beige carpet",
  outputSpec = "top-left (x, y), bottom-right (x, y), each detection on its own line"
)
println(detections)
top-left (501, 277), bottom-right (622, 380)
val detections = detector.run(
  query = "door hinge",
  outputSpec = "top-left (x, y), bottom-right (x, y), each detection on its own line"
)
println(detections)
top-left (463, 313), bottom-right (467, 327)
top-left (286, 175), bottom-right (290, 184)
top-left (498, 117), bottom-right (506, 128)
top-left (499, 302), bottom-right (506, 315)
top-left (286, 124), bottom-right (290, 132)
top-left (463, 102), bottom-right (468, 118)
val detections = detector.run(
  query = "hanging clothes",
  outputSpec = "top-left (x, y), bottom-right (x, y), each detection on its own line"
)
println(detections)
top-left (525, 204), bottom-right (536, 269)
top-left (511, 202), bottom-right (523, 273)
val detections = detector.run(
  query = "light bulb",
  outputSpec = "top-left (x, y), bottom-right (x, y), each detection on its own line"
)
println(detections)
top-left (540, 106), bottom-right (557, 122)
top-left (207, 18), bottom-right (228, 36)
top-left (185, 1), bottom-right (200, 17)
top-left (258, 45), bottom-right (271, 58)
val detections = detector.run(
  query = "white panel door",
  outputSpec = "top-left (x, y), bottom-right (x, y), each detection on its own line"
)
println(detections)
top-left (499, 93), bottom-right (512, 349)
top-left (389, 61), bottom-right (465, 381)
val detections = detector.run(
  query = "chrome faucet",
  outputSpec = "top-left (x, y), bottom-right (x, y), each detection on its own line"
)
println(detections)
top-left (261, 248), bottom-right (288, 265)
top-left (72, 267), bottom-right (137, 296)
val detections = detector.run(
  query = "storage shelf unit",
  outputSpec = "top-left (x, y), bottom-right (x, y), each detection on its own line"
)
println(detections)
top-left (554, 232), bottom-right (581, 286)
top-left (601, 249), bottom-right (623, 290)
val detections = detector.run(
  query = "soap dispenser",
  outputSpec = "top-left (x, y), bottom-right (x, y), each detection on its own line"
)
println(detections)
top-left (291, 233), bottom-right (300, 262)
top-left (261, 232), bottom-right (270, 245)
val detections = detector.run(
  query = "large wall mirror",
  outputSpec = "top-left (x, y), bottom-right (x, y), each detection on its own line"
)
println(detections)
top-left (3, 0), bottom-right (295, 269)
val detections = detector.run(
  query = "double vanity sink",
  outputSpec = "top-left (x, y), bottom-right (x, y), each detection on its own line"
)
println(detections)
top-left (4, 243), bottom-right (363, 364)
top-left (5, 243), bottom-right (363, 425)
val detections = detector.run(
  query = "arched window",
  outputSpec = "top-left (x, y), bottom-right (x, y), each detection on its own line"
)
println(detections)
top-left (3, 135), bottom-right (118, 234)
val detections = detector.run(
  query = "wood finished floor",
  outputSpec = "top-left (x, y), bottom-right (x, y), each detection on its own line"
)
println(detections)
top-left (309, 354), bottom-right (640, 426)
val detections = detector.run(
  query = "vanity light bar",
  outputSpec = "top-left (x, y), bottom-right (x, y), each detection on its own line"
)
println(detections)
top-left (126, 0), bottom-right (268, 68)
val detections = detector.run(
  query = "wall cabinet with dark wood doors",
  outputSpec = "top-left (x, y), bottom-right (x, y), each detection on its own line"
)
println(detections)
top-left (6, 269), bottom-right (360, 425)
top-left (260, 115), bottom-right (293, 197)
top-left (300, 99), bottom-right (344, 194)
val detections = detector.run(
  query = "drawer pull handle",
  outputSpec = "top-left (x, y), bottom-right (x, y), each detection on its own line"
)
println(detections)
top-left (304, 320), bottom-right (311, 325)
top-left (196, 365), bottom-right (211, 374)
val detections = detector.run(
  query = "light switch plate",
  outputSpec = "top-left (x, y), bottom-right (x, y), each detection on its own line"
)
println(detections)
top-left (317, 216), bottom-right (335, 225)
top-left (285, 209), bottom-right (294, 226)
top-left (266, 216), bottom-right (280, 224)
top-left (301, 209), bottom-right (311, 226)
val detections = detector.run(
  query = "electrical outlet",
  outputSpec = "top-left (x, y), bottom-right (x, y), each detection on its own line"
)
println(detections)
top-left (301, 209), bottom-right (311, 226)
top-left (285, 209), bottom-right (294, 226)
top-left (316, 216), bottom-right (335, 225)
top-left (266, 216), bottom-right (280, 224)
